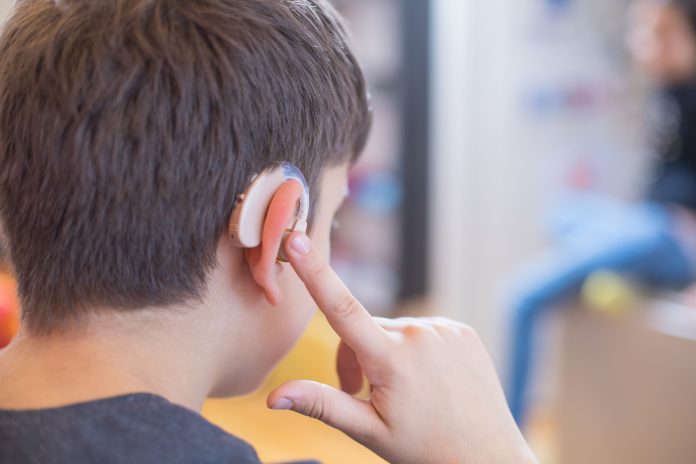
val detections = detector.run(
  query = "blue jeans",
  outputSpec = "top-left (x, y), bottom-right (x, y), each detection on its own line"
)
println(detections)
top-left (506, 200), bottom-right (695, 424)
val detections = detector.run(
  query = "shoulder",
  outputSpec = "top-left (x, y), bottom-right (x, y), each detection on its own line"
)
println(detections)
top-left (0, 393), bottom-right (261, 464)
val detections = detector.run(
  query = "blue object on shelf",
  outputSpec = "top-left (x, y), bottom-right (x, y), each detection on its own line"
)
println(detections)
top-left (545, 0), bottom-right (572, 13)
top-left (353, 171), bottom-right (402, 215)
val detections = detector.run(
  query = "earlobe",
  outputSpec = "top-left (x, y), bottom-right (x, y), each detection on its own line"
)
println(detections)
top-left (245, 180), bottom-right (304, 306)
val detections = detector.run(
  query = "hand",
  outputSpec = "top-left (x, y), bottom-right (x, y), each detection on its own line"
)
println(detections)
top-left (267, 232), bottom-right (538, 464)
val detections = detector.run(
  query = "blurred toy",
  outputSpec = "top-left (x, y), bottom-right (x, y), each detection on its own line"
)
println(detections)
top-left (0, 273), bottom-right (19, 348)
top-left (581, 270), bottom-right (638, 317)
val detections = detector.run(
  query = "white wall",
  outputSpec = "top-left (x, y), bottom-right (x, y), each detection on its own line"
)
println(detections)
top-left (430, 0), bottom-right (526, 367)
top-left (428, 0), bottom-right (647, 371)
top-left (0, 1), bottom-right (12, 23)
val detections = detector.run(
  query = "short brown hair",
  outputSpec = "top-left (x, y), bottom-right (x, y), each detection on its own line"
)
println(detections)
top-left (0, 0), bottom-right (371, 333)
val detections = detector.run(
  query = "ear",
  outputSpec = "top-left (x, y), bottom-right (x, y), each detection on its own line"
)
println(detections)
top-left (245, 179), bottom-right (304, 306)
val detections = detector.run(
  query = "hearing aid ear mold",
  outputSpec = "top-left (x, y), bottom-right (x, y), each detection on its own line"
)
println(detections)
top-left (228, 162), bottom-right (309, 253)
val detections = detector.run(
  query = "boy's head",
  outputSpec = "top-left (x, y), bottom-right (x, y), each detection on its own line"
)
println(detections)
top-left (628, 0), bottom-right (696, 84)
top-left (0, 0), bottom-right (370, 393)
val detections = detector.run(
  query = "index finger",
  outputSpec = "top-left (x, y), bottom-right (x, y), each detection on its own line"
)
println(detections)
top-left (284, 231), bottom-right (389, 358)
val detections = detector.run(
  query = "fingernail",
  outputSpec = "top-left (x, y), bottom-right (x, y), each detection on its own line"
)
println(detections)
top-left (271, 397), bottom-right (294, 410)
top-left (290, 234), bottom-right (311, 255)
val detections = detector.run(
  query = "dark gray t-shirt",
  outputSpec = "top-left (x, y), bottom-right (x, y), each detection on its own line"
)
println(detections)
top-left (0, 393), bottom-right (317, 464)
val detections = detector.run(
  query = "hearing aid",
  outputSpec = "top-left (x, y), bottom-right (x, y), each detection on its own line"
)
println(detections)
top-left (228, 162), bottom-right (309, 262)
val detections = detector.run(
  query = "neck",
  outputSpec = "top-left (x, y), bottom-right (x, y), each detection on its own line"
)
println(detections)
top-left (0, 307), bottom-right (224, 412)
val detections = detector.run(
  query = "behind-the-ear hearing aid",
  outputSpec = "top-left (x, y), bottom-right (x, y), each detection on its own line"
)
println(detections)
top-left (228, 162), bottom-right (309, 261)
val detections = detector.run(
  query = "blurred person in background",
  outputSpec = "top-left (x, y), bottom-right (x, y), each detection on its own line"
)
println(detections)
top-left (507, 0), bottom-right (696, 425)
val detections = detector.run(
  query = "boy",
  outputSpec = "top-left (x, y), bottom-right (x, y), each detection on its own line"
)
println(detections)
top-left (0, 1), bottom-right (536, 463)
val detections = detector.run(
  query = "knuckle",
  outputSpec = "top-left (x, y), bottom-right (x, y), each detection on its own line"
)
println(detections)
top-left (401, 323), bottom-right (421, 339)
top-left (309, 258), bottom-right (329, 280)
top-left (457, 323), bottom-right (479, 339)
top-left (333, 291), bottom-right (360, 321)
top-left (303, 385), bottom-right (328, 422)
top-left (402, 322), bottom-right (436, 343)
top-left (306, 395), bottom-right (325, 421)
top-left (429, 316), bottom-right (455, 326)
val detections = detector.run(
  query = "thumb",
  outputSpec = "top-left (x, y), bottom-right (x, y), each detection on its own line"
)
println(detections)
top-left (267, 380), bottom-right (383, 443)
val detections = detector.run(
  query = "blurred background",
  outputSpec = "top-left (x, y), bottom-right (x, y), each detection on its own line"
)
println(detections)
top-left (3, 0), bottom-right (696, 463)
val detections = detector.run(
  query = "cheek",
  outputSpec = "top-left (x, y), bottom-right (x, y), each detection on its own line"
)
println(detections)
top-left (270, 262), bottom-right (319, 342)
top-left (308, 221), bottom-right (332, 261)
top-left (268, 222), bottom-right (333, 348)
top-left (258, 221), bottom-right (333, 364)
